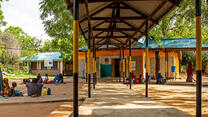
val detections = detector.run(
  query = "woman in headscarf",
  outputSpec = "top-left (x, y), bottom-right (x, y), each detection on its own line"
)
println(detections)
top-left (36, 74), bottom-right (43, 83)
top-left (157, 72), bottom-right (163, 84)
top-left (59, 73), bottom-right (64, 83)
top-left (43, 74), bottom-right (49, 84)
top-left (52, 74), bottom-right (60, 84)
top-left (187, 62), bottom-right (193, 82)
top-left (3, 78), bottom-right (10, 95)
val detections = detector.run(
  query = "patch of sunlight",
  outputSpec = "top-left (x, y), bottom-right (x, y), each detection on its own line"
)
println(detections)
top-left (59, 104), bottom-right (73, 108)
top-left (132, 101), bottom-right (157, 104)
top-left (79, 107), bottom-right (93, 115)
top-left (51, 111), bottom-right (71, 114)
top-left (95, 102), bottom-right (108, 104)
top-left (92, 103), bottom-right (173, 109)
top-left (184, 88), bottom-right (208, 92)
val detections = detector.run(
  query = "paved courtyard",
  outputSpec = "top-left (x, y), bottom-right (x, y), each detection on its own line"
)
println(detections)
top-left (79, 79), bottom-right (193, 117)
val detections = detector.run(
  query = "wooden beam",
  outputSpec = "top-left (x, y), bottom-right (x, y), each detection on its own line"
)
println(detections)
top-left (96, 36), bottom-right (128, 38)
top-left (93, 28), bottom-right (136, 31)
top-left (84, 0), bottom-right (95, 49)
top-left (122, 20), bottom-right (145, 34)
top-left (79, 24), bottom-right (88, 42)
top-left (80, 0), bottom-right (162, 3)
top-left (96, 41), bottom-right (121, 47)
top-left (79, 2), bottom-right (114, 23)
top-left (79, 47), bottom-right (208, 51)
top-left (95, 36), bottom-right (138, 40)
top-left (127, 0), bottom-right (167, 45)
top-left (82, 20), bottom-right (107, 34)
top-left (106, 5), bottom-right (116, 48)
top-left (108, 6), bottom-right (129, 9)
top-left (130, 1), bottom-right (180, 45)
top-left (167, 0), bottom-right (180, 7)
top-left (119, 2), bottom-right (158, 24)
top-left (94, 31), bottom-right (105, 37)
top-left (91, 16), bottom-right (146, 20)
top-left (95, 38), bottom-right (105, 45)
top-left (113, 38), bottom-right (125, 45)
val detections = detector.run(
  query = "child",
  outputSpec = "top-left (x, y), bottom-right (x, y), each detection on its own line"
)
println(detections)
top-left (43, 74), bottom-right (49, 84)
top-left (11, 82), bottom-right (17, 96)
top-left (37, 74), bottom-right (43, 83)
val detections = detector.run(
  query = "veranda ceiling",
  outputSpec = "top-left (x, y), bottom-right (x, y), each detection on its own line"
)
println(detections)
top-left (66, 0), bottom-right (183, 49)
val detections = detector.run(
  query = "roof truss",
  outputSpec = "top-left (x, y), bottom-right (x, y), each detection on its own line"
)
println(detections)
top-left (66, 0), bottom-right (182, 49)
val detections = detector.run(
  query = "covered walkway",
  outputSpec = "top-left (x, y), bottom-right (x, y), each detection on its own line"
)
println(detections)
top-left (66, 0), bottom-right (203, 116)
top-left (79, 78), bottom-right (193, 117)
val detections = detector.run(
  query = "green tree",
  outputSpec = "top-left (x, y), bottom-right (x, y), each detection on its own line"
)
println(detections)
top-left (4, 26), bottom-right (42, 57)
top-left (0, 0), bottom-right (8, 29)
top-left (39, 0), bottom-right (86, 62)
top-left (149, 0), bottom-right (208, 72)
top-left (149, 0), bottom-right (194, 40)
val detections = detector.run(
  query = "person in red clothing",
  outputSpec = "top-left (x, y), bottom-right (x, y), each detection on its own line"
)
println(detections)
top-left (186, 62), bottom-right (193, 82)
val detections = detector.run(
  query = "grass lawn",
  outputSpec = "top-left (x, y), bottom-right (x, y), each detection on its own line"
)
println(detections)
top-left (5, 74), bottom-right (73, 79)
top-left (5, 74), bottom-right (37, 78)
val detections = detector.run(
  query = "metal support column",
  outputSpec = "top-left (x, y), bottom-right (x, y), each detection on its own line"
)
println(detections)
top-left (145, 20), bottom-right (149, 98)
top-left (88, 22), bottom-right (91, 98)
top-left (122, 47), bottom-right (125, 83)
top-left (196, 0), bottom-right (202, 117)
top-left (93, 38), bottom-right (96, 89)
top-left (73, 0), bottom-right (79, 116)
top-left (155, 51), bottom-right (160, 79)
top-left (129, 39), bottom-right (132, 89)
top-left (119, 48), bottom-right (121, 82)
top-left (165, 51), bottom-right (169, 78)
top-left (85, 51), bottom-right (87, 82)
top-left (95, 49), bottom-right (97, 84)
top-left (99, 56), bottom-right (101, 80)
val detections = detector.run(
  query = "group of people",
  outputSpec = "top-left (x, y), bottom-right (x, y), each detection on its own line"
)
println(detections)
top-left (26, 73), bottom-right (64, 97)
top-left (0, 73), bottom-right (65, 98)
top-left (0, 78), bottom-right (17, 97)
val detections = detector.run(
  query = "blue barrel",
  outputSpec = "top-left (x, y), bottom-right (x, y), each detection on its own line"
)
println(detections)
top-left (171, 66), bottom-right (176, 72)
top-left (132, 80), bottom-right (134, 84)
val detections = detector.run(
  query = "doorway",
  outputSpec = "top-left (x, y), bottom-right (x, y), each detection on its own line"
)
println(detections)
top-left (114, 59), bottom-right (120, 77)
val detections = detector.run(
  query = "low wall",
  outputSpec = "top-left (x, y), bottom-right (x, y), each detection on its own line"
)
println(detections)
top-left (31, 69), bottom-right (60, 75)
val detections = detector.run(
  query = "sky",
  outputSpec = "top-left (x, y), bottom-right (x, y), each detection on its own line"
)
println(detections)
top-left (2, 0), bottom-right (51, 41)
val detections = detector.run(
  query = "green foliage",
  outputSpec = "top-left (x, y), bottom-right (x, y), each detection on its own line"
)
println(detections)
top-left (4, 26), bottom-right (42, 57)
top-left (39, 0), bottom-right (73, 38)
top-left (0, 0), bottom-right (8, 28)
top-left (149, 0), bottom-right (208, 42)
top-left (148, 0), bottom-right (208, 73)
top-left (0, 32), bottom-right (21, 65)
top-left (0, 46), bottom-right (9, 64)
top-left (181, 65), bottom-right (187, 73)
top-left (39, 0), bottom-right (86, 62)
top-left (182, 51), bottom-right (196, 67)
top-left (40, 35), bottom-right (86, 62)
top-left (182, 51), bottom-right (208, 72)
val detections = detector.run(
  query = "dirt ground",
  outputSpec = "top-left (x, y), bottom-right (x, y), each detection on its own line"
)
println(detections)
top-left (0, 77), bottom-right (87, 117)
top-left (133, 84), bottom-right (208, 117)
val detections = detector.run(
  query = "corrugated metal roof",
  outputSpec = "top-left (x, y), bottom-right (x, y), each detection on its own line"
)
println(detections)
top-left (21, 52), bottom-right (63, 61)
top-left (79, 38), bottom-right (208, 50)
top-left (134, 38), bottom-right (208, 49)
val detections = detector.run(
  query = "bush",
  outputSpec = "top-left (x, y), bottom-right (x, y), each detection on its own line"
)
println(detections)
top-left (181, 65), bottom-right (187, 73)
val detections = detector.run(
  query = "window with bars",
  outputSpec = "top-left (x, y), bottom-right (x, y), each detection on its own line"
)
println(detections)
top-left (31, 62), bottom-right (37, 70)
top-left (53, 61), bottom-right (58, 70)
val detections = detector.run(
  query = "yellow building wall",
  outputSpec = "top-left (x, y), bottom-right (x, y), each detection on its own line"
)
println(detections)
top-left (143, 51), bottom-right (180, 78)
top-left (78, 49), bottom-right (180, 78)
